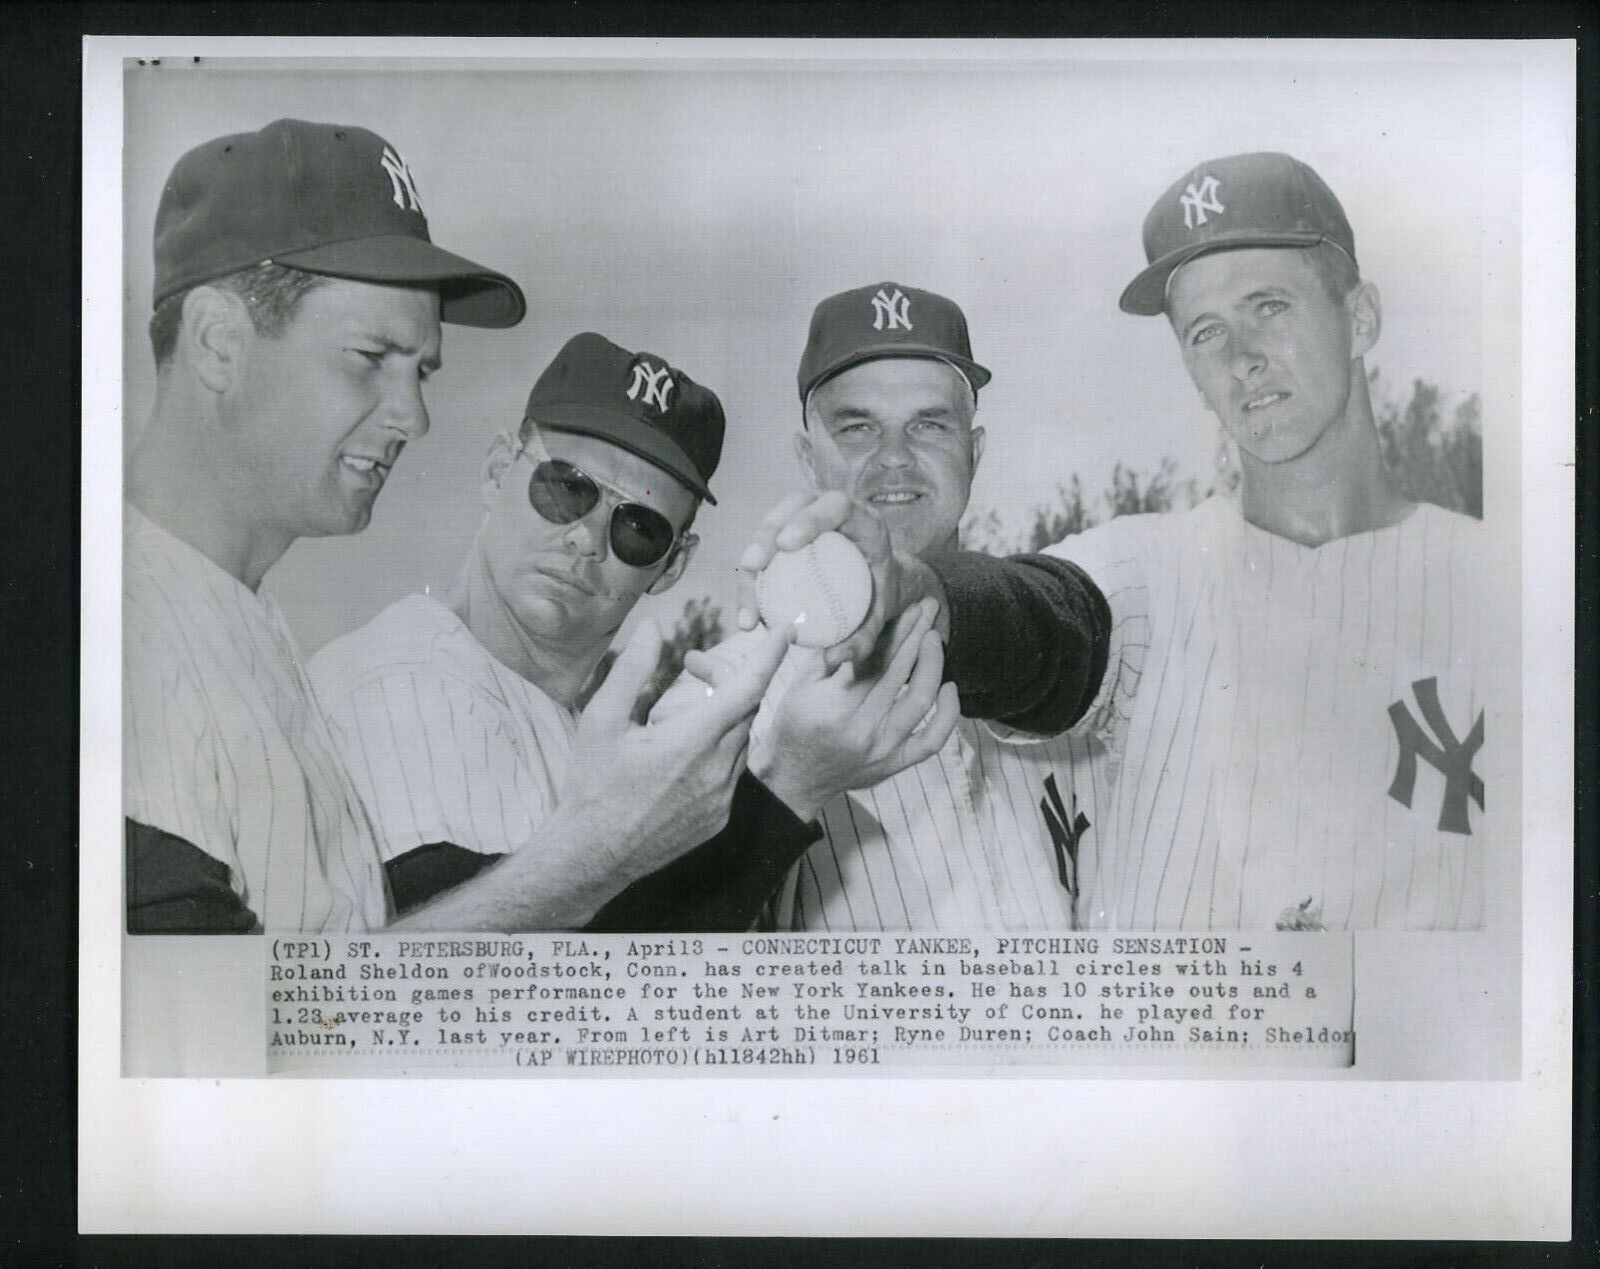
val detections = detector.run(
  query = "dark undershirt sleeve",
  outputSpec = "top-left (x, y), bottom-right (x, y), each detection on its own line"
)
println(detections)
top-left (126, 819), bottom-right (260, 934)
top-left (584, 772), bottom-right (823, 933)
top-left (385, 843), bottom-right (502, 918)
top-left (922, 551), bottom-right (1112, 736)
top-left (382, 774), bottom-right (821, 932)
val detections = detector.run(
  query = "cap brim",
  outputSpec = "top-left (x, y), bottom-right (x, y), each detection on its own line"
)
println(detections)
top-left (801, 346), bottom-right (992, 403)
top-left (1119, 230), bottom-right (1326, 316)
top-left (276, 234), bottom-right (527, 328)
top-left (529, 405), bottom-right (717, 506)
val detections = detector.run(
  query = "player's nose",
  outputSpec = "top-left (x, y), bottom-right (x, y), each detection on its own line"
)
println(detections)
top-left (563, 504), bottom-right (608, 560)
top-left (1228, 336), bottom-right (1266, 382)
top-left (383, 373), bottom-right (432, 442)
top-left (870, 429), bottom-right (915, 468)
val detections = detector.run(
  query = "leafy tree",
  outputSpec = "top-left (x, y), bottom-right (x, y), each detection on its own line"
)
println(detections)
top-left (964, 372), bottom-right (1482, 554)
top-left (963, 458), bottom-right (1202, 555)
top-left (1371, 371), bottom-right (1482, 519)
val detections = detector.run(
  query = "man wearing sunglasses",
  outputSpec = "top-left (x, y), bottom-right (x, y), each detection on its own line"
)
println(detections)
top-left (311, 332), bottom-right (957, 930)
top-left (125, 120), bottom-right (796, 937)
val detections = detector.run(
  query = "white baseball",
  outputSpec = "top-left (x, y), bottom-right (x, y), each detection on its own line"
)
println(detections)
top-left (756, 531), bottom-right (874, 648)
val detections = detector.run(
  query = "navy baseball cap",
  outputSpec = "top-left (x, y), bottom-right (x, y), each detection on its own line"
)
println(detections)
top-left (154, 118), bottom-right (527, 328)
top-left (1120, 152), bottom-right (1357, 316)
top-left (797, 282), bottom-right (991, 403)
top-left (523, 333), bottom-right (725, 505)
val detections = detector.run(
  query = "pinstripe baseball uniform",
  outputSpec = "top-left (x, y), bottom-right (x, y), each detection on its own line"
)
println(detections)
top-left (724, 634), bottom-right (1088, 931)
top-left (1042, 495), bottom-right (1485, 931)
top-left (123, 505), bottom-right (390, 932)
top-left (309, 594), bottom-right (578, 864)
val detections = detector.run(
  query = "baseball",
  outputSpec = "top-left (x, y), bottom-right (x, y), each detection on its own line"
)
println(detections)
top-left (756, 531), bottom-right (874, 648)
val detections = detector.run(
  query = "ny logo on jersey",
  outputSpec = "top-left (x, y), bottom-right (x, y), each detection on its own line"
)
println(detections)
top-left (627, 360), bottom-right (675, 413)
top-left (1179, 175), bottom-right (1224, 229)
top-left (379, 145), bottom-right (424, 215)
top-left (870, 287), bottom-right (913, 332)
top-left (1387, 677), bottom-right (1485, 835)
top-left (1040, 774), bottom-right (1091, 897)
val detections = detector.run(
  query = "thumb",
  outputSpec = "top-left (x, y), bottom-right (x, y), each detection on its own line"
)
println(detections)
top-left (584, 617), bottom-right (663, 733)
top-left (698, 622), bottom-right (792, 729)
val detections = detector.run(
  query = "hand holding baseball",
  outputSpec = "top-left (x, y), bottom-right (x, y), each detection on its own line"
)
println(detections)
top-left (737, 490), bottom-right (941, 670)
top-left (752, 597), bottom-right (960, 821)
top-left (561, 618), bottom-right (792, 886)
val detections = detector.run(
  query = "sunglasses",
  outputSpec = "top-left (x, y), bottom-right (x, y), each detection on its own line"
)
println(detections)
top-left (516, 435), bottom-right (688, 569)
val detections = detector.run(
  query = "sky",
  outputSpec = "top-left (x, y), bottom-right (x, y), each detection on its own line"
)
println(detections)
top-left (121, 48), bottom-right (1521, 654)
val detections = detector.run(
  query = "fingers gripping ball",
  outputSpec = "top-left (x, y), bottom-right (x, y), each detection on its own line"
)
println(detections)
top-left (755, 531), bottom-right (874, 649)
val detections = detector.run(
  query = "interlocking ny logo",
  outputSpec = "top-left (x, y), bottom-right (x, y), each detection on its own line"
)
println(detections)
top-left (1179, 175), bottom-right (1224, 229)
top-left (379, 145), bottom-right (424, 214)
top-left (870, 287), bottom-right (913, 332)
top-left (1387, 677), bottom-right (1484, 835)
top-left (1040, 773), bottom-right (1091, 897)
top-left (627, 360), bottom-right (675, 412)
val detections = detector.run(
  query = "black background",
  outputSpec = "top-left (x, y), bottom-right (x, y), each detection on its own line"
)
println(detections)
top-left (3, 3), bottom-right (1593, 1264)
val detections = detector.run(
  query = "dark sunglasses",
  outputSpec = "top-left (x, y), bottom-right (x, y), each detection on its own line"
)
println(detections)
top-left (520, 445), bottom-right (685, 569)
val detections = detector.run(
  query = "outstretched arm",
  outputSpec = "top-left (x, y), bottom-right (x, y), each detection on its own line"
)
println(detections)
top-left (735, 491), bottom-right (1112, 737)
top-left (923, 550), bottom-right (1111, 735)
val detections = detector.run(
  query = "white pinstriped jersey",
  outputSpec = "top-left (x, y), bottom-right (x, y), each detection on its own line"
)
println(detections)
top-left (122, 505), bottom-right (389, 932)
top-left (1044, 496), bottom-right (1486, 931)
top-left (725, 635), bottom-right (1083, 932)
top-left (309, 595), bottom-right (578, 863)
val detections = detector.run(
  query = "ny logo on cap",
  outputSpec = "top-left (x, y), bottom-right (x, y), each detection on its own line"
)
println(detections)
top-left (1179, 175), bottom-right (1225, 230)
top-left (380, 145), bottom-right (424, 215)
top-left (870, 287), bottom-right (913, 332)
top-left (627, 360), bottom-right (675, 413)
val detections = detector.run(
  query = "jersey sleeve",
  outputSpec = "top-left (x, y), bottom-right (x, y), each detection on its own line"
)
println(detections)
top-left (925, 549), bottom-right (1112, 736)
top-left (122, 598), bottom-right (240, 876)
top-left (1040, 518), bottom-right (1154, 741)
top-left (321, 668), bottom-right (559, 862)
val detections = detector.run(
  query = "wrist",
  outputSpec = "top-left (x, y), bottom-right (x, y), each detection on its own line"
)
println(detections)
top-left (896, 553), bottom-right (949, 637)
top-left (751, 750), bottom-right (822, 823)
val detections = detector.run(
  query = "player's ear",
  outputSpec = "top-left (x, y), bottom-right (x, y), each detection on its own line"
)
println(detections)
top-left (481, 431), bottom-right (520, 507)
top-left (793, 429), bottom-right (821, 493)
top-left (969, 424), bottom-right (987, 476)
top-left (1348, 280), bottom-right (1381, 359)
top-left (182, 286), bottom-right (247, 395)
top-left (647, 532), bottom-right (697, 595)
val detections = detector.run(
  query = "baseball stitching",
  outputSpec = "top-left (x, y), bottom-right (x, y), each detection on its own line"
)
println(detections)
top-left (807, 543), bottom-right (849, 640)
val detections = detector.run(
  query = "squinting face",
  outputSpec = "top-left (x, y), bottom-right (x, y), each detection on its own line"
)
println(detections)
top-left (800, 357), bottom-right (984, 557)
top-left (478, 429), bottom-right (698, 646)
top-left (224, 278), bottom-right (441, 538)
top-left (1167, 247), bottom-right (1363, 466)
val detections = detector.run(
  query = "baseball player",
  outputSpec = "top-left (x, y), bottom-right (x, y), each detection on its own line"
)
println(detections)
top-left (712, 283), bottom-right (1108, 932)
top-left (309, 332), bottom-right (956, 930)
top-left (755, 154), bottom-right (1487, 932)
top-left (124, 120), bottom-right (788, 933)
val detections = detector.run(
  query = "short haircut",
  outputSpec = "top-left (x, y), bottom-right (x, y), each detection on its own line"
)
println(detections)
top-left (1165, 240), bottom-right (1362, 320)
top-left (1306, 239), bottom-right (1362, 303)
top-left (801, 358), bottom-right (978, 431)
top-left (148, 261), bottom-right (329, 367)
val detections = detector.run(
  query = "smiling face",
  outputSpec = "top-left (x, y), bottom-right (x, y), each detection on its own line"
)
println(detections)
top-left (798, 357), bottom-right (985, 557)
top-left (221, 278), bottom-right (442, 538)
top-left (1167, 246), bottom-right (1375, 467)
top-left (476, 427), bottom-right (698, 646)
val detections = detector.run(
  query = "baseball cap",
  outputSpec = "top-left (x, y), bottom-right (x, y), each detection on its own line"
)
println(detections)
top-left (154, 118), bottom-right (526, 328)
top-left (523, 333), bottom-right (725, 505)
top-left (1119, 152), bottom-right (1357, 316)
top-left (797, 282), bottom-right (991, 403)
